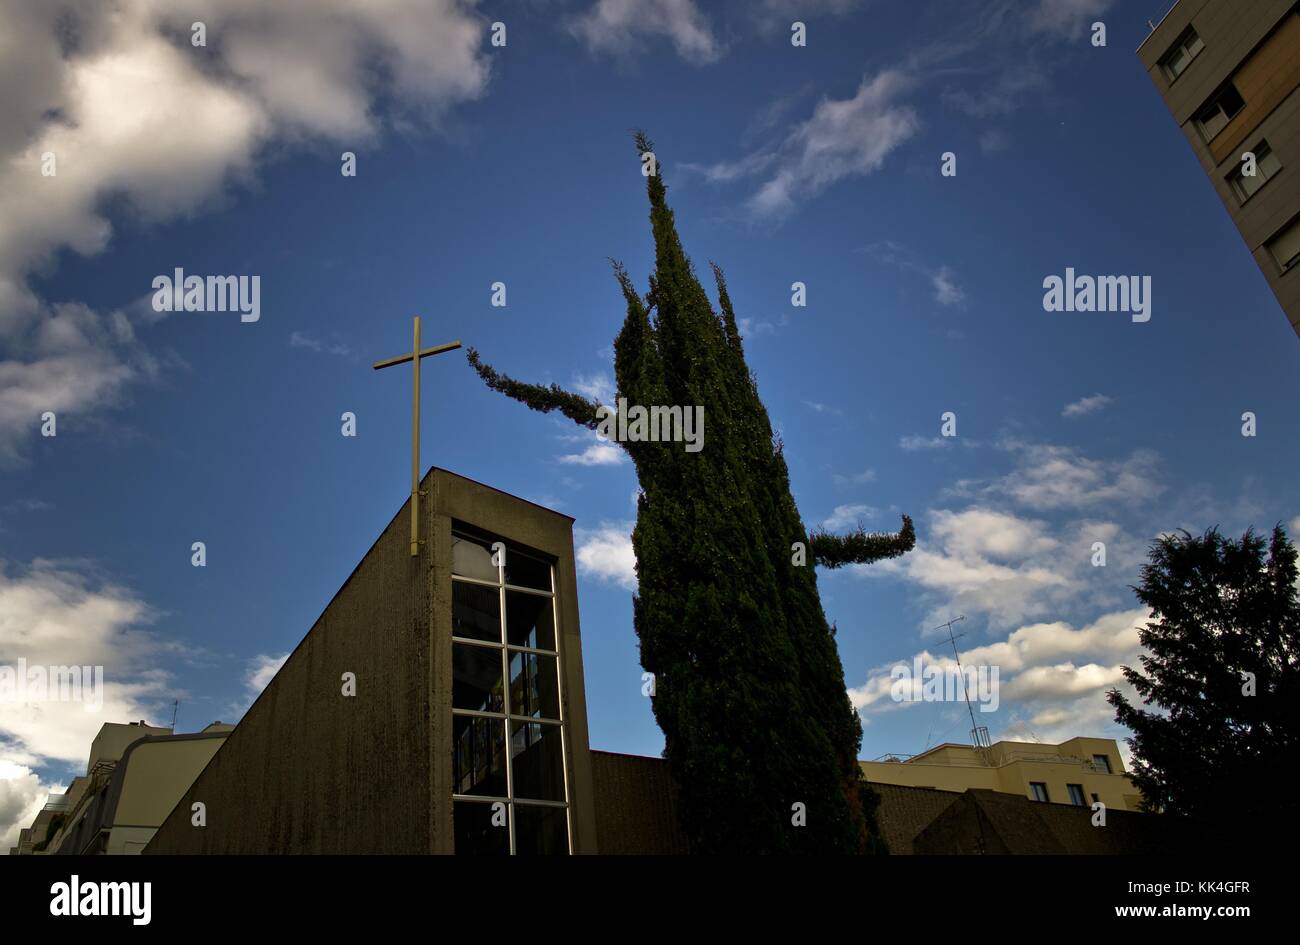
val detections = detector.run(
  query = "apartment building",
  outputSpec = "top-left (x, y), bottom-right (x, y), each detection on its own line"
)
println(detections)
top-left (1139, 0), bottom-right (1300, 338)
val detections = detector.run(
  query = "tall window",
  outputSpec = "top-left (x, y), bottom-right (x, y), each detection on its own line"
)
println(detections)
top-left (1067, 784), bottom-right (1086, 806)
top-left (1160, 26), bottom-right (1204, 82)
top-left (451, 530), bottom-right (571, 854)
top-left (1029, 782), bottom-right (1050, 803)
top-left (1227, 140), bottom-right (1282, 202)
top-left (1092, 753), bottom-right (1112, 774)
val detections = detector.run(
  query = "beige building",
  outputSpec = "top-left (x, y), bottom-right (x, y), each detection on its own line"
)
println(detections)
top-left (8, 721), bottom-right (232, 855)
top-left (860, 737), bottom-right (1144, 812)
top-left (1139, 0), bottom-right (1300, 338)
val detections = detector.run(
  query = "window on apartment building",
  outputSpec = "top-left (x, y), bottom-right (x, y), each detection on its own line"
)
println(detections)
top-left (1267, 216), bottom-right (1300, 273)
top-left (1160, 26), bottom-right (1205, 82)
top-left (1092, 754), bottom-right (1112, 774)
top-left (1029, 782), bottom-right (1049, 803)
top-left (451, 530), bottom-right (571, 854)
top-left (1195, 83), bottom-right (1246, 141)
top-left (1067, 784), bottom-right (1087, 806)
top-left (1228, 141), bottom-right (1283, 202)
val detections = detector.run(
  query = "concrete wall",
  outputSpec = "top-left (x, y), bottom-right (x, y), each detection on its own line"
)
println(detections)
top-left (1139, 0), bottom-right (1300, 338)
top-left (147, 485), bottom-right (435, 853)
top-left (590, 751), bottom-right (689, 854)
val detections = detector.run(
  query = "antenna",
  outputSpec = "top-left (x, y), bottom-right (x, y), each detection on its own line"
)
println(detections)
top-left (932, 615), bottom-right (990, 754)
top-left (170, 699), bottom-right (180, 731)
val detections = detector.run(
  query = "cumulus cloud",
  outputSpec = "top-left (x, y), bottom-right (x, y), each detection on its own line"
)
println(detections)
top-left (0, 763), bottom-right (62, 854)
top-left (575, 523), bottom-right (637, 590)
top-left (0, 560), bottom-right (175, 767)
top-left (0, 0), bottom-right (491, 461)
top-left (823, 504), bottom-right (877, 530)
top-left (991, 443), bottom-right (1162, 511)
top-left (569, 0), bottom-right (721, 64)
top-left (848, 608), bottom-right (1146, 747)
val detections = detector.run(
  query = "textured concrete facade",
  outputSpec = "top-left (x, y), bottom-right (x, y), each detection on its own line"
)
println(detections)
top-left (146, 467), bottom-right (596, 854)
top-left (1139, 0), bottom-right (1300, 339)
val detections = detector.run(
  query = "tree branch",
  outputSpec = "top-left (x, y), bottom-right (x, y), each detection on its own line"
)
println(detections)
top-left (466, 348), bottom-right (607, 432)
top-left (809, 515), bottom-right (915, 569)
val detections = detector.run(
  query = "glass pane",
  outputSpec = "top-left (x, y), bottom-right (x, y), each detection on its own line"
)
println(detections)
top-left (510, 722), bottom-right (566, 801)
top-left (452, 714), bottom-right (508, 797)
top-left (453, 643), bottom-right (505, 713)
top-left (513, 803), bottom-right (569, 855)
top-left (453, 800), bottom-right (510, 854)
top-left (453, 580), bottom-right (501, 643)
top-left (509, 650), bottom-right (561, 720)
top-left (1186, 33), bottom-right (1203, 57)
top-left (505, 550), bottom-right (551, 592)
top-left (506, 590), bottom-right (556, 650)
top-left (452, 533), bottom-right (498, 583)
top-left (1260, 148), bottom-right (1282, 178)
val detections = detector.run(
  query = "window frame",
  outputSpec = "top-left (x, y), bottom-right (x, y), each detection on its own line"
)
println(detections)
top-left (1160, 26), bottom-right (1205, 84)
top-left (1266, 215), bottom-right (1300, 274)
top-left (451, 530), bottom-right (572, 854)
top-left (1029, 782), bottom-right (1050, 803)
top-left (1227, 140), bottom-right (1283, 203)
top-left (1067, 783), bottom-right (1087, 806)
top-left (1092, 754), bottom-right (1112, 774)
top-left (1194, 83), bottom-right (1246, 142)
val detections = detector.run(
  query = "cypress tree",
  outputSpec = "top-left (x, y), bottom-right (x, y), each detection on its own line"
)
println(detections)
top-left (467, 134), bottom-right (914, 852)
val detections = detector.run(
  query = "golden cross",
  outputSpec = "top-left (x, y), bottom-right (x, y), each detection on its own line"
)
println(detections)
top-left (373, 316), bottom-right (461, 556)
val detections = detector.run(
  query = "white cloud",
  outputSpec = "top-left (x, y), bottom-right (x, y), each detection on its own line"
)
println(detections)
top-left (864, 241), bottom-right (964, 308)
top-left (803, 400), bottom-right (843, 416)
top-left (833, 468), bottom-right (876, 487)
top-left (559, 442), bottom-right (627, 467)
top-left (245, 653), bottom-right (289, 696)
top-left (932, 266), bottom-right (965, 306)
top-left (0, 0), bottom-right (491, 461)
top-left (900, 434), bottom-right (950, 451)
top-left (1062, 393), bottom-right (1113, 418)
top-left (0, 764), bottom-right (62, 854)
top-left (569, 0), bottom-right (721, 64)
top-left (575, 523), bottom-right (637, 590)
top-left (289, 331), bottom-right (350, 357)
top-left (991, 443), bottom-right (1162, 511)
top-left (572, 372), bottom-right (615, 406)
top-left (1029, 0), bottom-right (1116, 39)
top-left (823, 504), bottom-right (877, 530)
top-left (0, 560), bottom-right (175, 767)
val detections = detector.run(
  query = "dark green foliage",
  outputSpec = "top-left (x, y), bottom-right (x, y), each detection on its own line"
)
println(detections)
top-left (468, 133), bottom-right (914, 852)
top-left (1108, 524), bottom-right (1300, 837)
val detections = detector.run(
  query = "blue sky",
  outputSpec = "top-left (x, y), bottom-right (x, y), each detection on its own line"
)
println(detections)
top-left (2, 0), bottom-right (1299, 845)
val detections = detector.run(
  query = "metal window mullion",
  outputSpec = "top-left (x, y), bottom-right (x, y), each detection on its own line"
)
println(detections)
top-left (499, 575), bottom-right (515, 855)
top-left (550, 570), bottom-right (573, 854)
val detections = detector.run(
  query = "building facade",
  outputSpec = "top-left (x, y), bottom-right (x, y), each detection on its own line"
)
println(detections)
top-left (860, 737), bottom-right (1144, 812)
top-left (8, 721), bottom-right (231, 855)
top-left (1139, 0), bottom-right (1300, 339)
top-left (144, 467), bottom-right (598, 855)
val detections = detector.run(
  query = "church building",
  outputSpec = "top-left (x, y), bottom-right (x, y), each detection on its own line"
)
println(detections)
top-left (146, 467), bottom-right (608, 854)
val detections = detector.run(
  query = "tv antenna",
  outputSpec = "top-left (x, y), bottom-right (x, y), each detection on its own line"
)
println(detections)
top-left (932, 615), bottom-right (990, 754)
